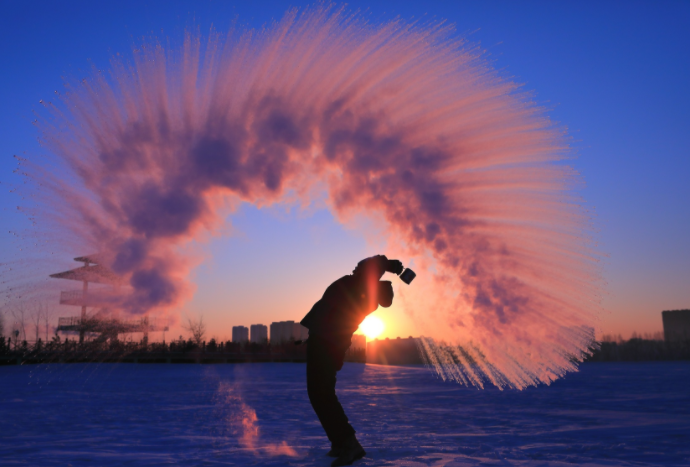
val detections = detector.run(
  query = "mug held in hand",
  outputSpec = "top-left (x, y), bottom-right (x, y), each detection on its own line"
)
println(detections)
top-left (399, 268), bottom-right (416, 285)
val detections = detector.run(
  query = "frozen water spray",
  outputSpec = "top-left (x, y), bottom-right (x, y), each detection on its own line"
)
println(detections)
top-left (215, 381), bottom-right (299, 457)
top-left (15, 6), bottom-right (601, 389)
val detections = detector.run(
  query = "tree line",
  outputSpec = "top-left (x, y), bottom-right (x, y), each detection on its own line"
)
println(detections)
top-left (584, 337), bottom-right (690, 362)
top-left (0, 333), bottom-right (367, 365)
top-left (0, 333), bottom-right (685, 365)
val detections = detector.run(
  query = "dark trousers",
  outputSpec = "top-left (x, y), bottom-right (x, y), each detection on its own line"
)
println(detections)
top-left (307, 336), bottom-right (356, 446)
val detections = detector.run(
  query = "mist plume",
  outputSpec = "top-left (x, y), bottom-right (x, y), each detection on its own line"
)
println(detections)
top-left (28, 6), bottom-right (600, 388)
top-left (215, 381), bottom-right (299, 457)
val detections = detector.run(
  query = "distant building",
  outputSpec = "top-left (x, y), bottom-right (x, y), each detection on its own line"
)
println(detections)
top-left (250, 324), bottom-right (268, 344)
top-left (367, 336), bottom-right (424, 365)
top-left (294, 322), bottom-right (309, 341)
top-left (269, 322), bottom-right (283, 344)
top-left (270, 321), bottom-right (308, 345)
top-left (232, 326), bottom-right (249, 344)
top-left (662, 309), bottom-right (690, 342)
top-left (350, 334), bottom-right (366, 351)
top-left (344, 334), bottom-right (367, 362)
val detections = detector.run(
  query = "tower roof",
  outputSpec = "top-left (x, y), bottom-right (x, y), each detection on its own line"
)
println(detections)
top-left (73, 254), bottom-right (102, 264)
top-left (50, 263), bottom-right (124, 285)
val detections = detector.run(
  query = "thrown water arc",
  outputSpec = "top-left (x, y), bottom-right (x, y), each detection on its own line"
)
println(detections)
top-left (28, 6), bottom-right (601, 389)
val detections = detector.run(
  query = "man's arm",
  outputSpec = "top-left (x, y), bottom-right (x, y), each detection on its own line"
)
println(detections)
top-left (385, 258), bottom-right (404, 275)
top-left (353, 255), bottom-right (404, 278)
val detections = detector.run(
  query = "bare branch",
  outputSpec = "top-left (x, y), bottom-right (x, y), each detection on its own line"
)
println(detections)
top-left (182, 314), bottom-right (206, 346)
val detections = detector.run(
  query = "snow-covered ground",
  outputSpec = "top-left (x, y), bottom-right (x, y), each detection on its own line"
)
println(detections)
top-left (1, 362), bottom-right (688, 466)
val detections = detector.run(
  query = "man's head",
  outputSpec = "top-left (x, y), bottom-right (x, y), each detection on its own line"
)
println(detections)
top-left (377, 280), bottom-right (394, 308)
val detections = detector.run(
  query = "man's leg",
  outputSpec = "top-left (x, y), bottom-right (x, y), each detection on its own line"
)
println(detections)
top-left (306, 337), bottom-right (356, 447)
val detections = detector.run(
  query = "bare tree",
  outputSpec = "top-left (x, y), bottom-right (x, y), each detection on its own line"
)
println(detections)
top-left (182, 314), bottom-right (206, 347)
top-left (10, 304), bottom-right (28, 344)
top-left (44, 305), bottom-right (54, 341)
top-left (31, 304), bottom-right (45, 344)
top-left (0, 308), bottom-right (5, 338)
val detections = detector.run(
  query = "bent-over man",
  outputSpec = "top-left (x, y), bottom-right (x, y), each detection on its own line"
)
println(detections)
top-left (300, 255), bottom-right (403, 466)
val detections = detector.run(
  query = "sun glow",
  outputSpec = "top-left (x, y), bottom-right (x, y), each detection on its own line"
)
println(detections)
top-left (358, 315), bottom-right (385, 340)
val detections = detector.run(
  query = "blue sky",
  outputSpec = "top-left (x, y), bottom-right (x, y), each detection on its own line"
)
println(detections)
top-left (1, 1), bottom-right (688, 339)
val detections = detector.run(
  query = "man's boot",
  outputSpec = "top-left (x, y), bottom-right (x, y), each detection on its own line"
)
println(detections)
top-left (331, 435), bottom-right (366, 466)
top-left (327, 444), bottom-right (344, 457)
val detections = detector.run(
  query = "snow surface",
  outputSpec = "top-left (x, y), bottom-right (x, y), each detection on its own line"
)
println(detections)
top-left (1, 362), bottom-right (688, 466)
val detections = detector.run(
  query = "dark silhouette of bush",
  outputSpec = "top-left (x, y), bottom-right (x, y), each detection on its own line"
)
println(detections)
top-left (586, 338), bottom-right (690, 362)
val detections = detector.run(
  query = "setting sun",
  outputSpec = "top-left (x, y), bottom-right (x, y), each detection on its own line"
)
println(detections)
top-left (358, 315), bottom-right (385, 340)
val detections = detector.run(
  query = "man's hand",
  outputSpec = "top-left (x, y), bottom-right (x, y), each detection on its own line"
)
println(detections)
top-left (386, 259), bottom-right (404, 275)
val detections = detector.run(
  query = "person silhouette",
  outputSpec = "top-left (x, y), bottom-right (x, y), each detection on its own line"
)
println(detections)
top-left (300, 255), bottom-right (404, 466)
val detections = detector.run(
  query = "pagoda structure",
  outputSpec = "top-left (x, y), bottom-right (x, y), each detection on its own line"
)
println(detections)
top-left (50, 255), bottom-right (167, 343)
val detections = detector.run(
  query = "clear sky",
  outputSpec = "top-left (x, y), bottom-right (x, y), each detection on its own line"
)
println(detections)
top-left (1, 1), bottom-right (688, 341)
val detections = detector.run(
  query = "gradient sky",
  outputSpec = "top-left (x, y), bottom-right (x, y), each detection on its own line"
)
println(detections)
top-left (1, 1), bottom-right (688, 341)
